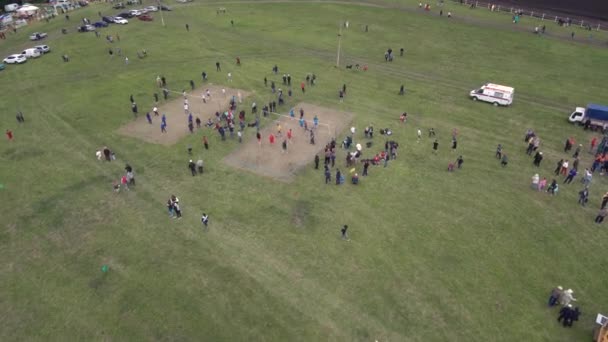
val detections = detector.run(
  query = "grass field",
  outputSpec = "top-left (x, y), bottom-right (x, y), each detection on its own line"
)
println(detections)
top-left (1, 0), bottom-right (608, 341)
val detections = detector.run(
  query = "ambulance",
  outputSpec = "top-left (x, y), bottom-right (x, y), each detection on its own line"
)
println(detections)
top-left (469, 83), bottom-right (514, 106)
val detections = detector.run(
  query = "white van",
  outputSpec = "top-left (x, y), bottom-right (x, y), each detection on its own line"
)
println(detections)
top-left (4, 3), bottom-right (19, 12)
top-left (21, 48), bottom-right (41, 58)
top-left (469, 83), bottom-right (514, 106)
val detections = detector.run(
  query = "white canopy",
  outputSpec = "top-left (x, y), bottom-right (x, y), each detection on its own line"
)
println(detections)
top-left (17, 5), bottom-right (39, 15)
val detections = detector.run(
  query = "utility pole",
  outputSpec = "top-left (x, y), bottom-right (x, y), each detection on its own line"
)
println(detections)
top-left (158, 0), bottom-right (166, 27)
top-left (336, 22), bottom-right (342, 68)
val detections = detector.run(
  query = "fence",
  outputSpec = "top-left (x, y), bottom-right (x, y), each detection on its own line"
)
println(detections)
top-left (449, 0), bottom-right (607, 32)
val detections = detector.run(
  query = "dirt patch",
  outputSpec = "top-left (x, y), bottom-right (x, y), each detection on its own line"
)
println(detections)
top-left (118, 85), bottom-right (249, 145)
top-left (223, 103), bottom-right (353, 182)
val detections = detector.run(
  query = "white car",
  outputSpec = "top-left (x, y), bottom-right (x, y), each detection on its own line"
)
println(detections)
top-left (3, 54), bottom-right (27, 64)
top-left (144, 5), bottom-right (157, 11)
top-left (21, 48), bottom-right (41, 58)
top-left (113, 16), bottom-right (128, 24)
top-left (35, 45), bottom-right (51, 54)
top-left (29, 32), bottom-right (47, 41)
top-left (129, 9), bottom-right (142, 16)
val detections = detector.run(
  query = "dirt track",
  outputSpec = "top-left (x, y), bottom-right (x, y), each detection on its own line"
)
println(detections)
top-left (223, 103), bottom-right (353, 182)
top-left (118, 85), bottom-right (249, 145)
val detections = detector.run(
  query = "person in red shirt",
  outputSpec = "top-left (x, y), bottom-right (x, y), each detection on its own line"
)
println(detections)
top-left (256, 132), bottom-right (261, 146)
top-left (121, 175), bottom-right (129, 191)
top-left (6, 130), bottom-right (13, 141)
top-left (300, 82), bottom-right (305, 93)
top-left (591, 137), bottom-right (598, 153)
top-left (287, 128), bottom-right (293, 141)
top-left (269, 133), bottom-right (275, 144)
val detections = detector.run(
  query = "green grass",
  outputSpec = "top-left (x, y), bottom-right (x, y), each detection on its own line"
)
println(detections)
top-left (1, 1), bottom-right (608, 341)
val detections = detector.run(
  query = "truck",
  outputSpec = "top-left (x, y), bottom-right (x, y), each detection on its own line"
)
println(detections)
top-left (568, 104), bottom-right (608, 129)
top-left (469, 83), bottom-right (514, 106)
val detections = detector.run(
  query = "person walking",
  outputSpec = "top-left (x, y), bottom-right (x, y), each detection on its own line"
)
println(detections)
top-left (6, 129), bottom-right (13, 141)
top-left (601, 192), bottom-right (608, 209)
top-left (564, 168), bottom-right (577, 184)
top-left (501, 154), bottom-right (508, 167)
top-left (185, 23), bottom-right (190, 31)
top-left (432, 139), bottom-right (438, 154)
top-left (216, 61), bottom-right (221, 71)
top-left (314, 154), bottom-right (320, 169)
top-left (341, 224), bottom-right (349, 240)
top-left (456, 155), bottom-right (464, 169)
top-left (201, 213), bottom-right (209, 230)
top-left (196, 159), bottom-right (204, 174)
top-left (561, 160), bottom-right (569, 176)
top-left (203, 136), bottom-right (209, 150)
top-left (146, 112), bottom-right (152, 124)
top-left (188, 160), bottom-right (196, 176)
top-left (324, 167), bottom-right (331, 184)
top-left (596, 208), bottom-right (608, 223)
top-left (190, 80), bottom-right (195, 90)
top-left (301, 82), bottom-right (305, 94)
top-left (16, 111), bottom-right (25, 123)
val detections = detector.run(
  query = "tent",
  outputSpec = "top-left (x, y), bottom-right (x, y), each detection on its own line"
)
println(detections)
top-left (16, 5), bottom-right (40, 16)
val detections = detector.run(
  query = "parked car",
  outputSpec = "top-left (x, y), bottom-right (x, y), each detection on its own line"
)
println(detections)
top-left (138, 14), bottom-right (153, 21)
top-left (144, 5), bottom-right (158, 12)
top-left (160, 5), bottom-right (171, 11)
top-left (176, 0), bottom-right (193, 3)
top-left (0, 63), bottom-right (5, 70)
top-left (113, 2), bottom-right (125, 9)
top-left (78, 0), bottom-right (88, 6)
top-left (77, 25), bottom-right (96, 32)
top-left (126, 0), bottom-right (141, 5)
top-left (116, 12), bottom-right (134, 18)
top-left (21, 48), bottom-right (41, 58)
top-left (102, 16), bottom-right (115, 23)
top-left (113, 16), bottom-right (129, 24)
top-left (3, 54), bottom-right (27, 64)
top-left (129, 9), bottom-right (142, 16)
top-left (34, 45), bottom-right (51, 54)
top-left (94, 21), bottom-right (108, 28)
top-left (29, 32), bottom-right (47, 41)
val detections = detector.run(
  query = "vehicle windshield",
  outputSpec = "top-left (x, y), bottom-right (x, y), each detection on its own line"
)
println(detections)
top-left (476, 89), bottom-right (483, 94)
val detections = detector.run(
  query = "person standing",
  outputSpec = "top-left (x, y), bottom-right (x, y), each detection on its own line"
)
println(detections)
top-left (6, 129), bottom-right (13, 141)
top-left (548, 286), bottom-right (563, 306)
top-left (533, 151), bottom-right (543, 166)
top-left (578, 186), bottom-right (589, 206)
top-left (596, 208), bottom-right (608, 223)
top-left (16, 111), bottom-right (25, 123)
top-left (314, 155), bottom-right (319, 169)
top-left (335, 169), bottom-right (341, 185)
top-left (167, 198), bottom-right (174, 218)
top-left (554, 159), bottom-right (564, 175)
top-left (196, 159), bottom-right (204, 174)
top-left (324, 167), bottom-right (331, 184)
top-left (201, 213), bottom-right (209, 230)
top-left (190, 80), bottom-right (195, 90)
top-left (432, 139), bottom-right (438, 154)
top-left (301, 82), bottom-right (305, 94)
top-left (341, 225), bottom-right (349, 240)
top-left (456, 155), bottom-right (464, 169)
top-left (216, 61), bottom-right (221, 71)
top-left (185, 23), bottom-right (190, 31)
top-left (146, 112), bottom-right (152, 124)
top-left (131, 102), bottom-right (138, 117)
top-left (495, 144), bottom-right (502, 159)
top-left (203, 136), bottom-right (209, 150)
top-left (590, 137), bottom-right (598, 153)
top-left (561, 160), bottom-right (569, 176)
top-left (363, 160), bottom-right (370, 176)
top-left (173, 202), bottom-right (182, 219)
